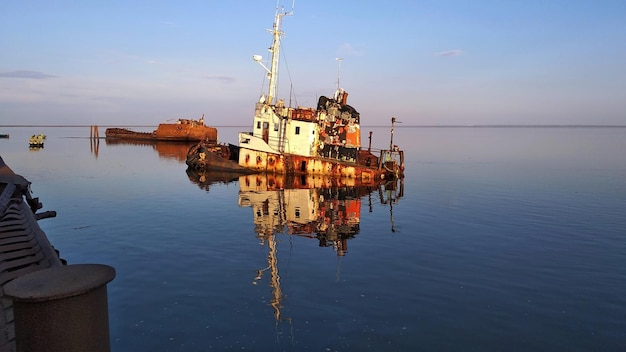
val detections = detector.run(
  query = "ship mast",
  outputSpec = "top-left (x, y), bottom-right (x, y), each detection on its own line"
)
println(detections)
top-left (254, 4), bottom-right (293, 105)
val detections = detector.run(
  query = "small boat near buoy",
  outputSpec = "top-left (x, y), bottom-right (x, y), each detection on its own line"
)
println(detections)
top-left (29, 134), bottom-right (46, 148)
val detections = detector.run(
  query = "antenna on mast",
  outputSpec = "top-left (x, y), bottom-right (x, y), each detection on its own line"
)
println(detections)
top-left (336, 57), bottom-right (343, 90)
top-left (275, 0), bottom-right (295, 17)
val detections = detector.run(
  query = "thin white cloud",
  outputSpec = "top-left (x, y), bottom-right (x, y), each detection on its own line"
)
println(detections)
top-left (101, 51), bottom-right (162, 67)
top-left (337, 43), bottom-right (364, 57)
top-left (203, 75), bottom-right (235, 84)
top-left (436, 50), bottom-right (464, 57)
top-left (0, 70), bottom-right (56, 79)
top-left (103, 51), bottom-right (143, 65)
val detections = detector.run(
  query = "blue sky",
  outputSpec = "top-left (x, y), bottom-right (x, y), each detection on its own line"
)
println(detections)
top-left (1, 0), bottom-right (625, 126)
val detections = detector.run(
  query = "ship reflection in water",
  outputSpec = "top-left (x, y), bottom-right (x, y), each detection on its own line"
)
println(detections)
top-left (185, 172), bottom-right (404, 254)
top-left (238, 174), bottom-right (403, 256)
top-left (237, 174), bottom-right (403, 326)
top-left (185, 168), bottom-right (242, 191)
top-left (103, 139), bottom-right (195, 162)
top-left (186, 171), bottom-right (403, 325)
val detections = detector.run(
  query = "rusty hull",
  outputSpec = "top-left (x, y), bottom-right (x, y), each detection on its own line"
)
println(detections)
top-left (153, 123), bottom-right (217, 142)
top-left (106, 121), bottom-right (217, 142)
top-left (238, 148), bottom-right (397, 182)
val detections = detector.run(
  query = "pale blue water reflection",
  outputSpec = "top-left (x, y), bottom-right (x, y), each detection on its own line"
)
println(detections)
top-left (0, 126), bottom-right (624, 351)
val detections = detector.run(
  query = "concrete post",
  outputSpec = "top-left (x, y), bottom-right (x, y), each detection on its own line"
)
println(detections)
top-left (4, 264), bottom-right (116, 352)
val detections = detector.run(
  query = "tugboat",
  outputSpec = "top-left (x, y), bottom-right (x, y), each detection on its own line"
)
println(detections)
top-left (187, 5), bottom-right (404, 181)
top-left (105, 115), bottom-right (217, 142)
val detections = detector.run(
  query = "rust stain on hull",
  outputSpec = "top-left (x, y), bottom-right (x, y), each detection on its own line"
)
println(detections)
top-left (238, 149), bottom-right (403, 182)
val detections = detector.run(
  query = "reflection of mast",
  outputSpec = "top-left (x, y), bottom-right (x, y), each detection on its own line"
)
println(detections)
top-left (268, 234), bottom-right (282, 321)
top-left (240, 175), bottom-right (369, 256)
top-left (335, 256), bottom-right (342, 282)
top-left (379, 179), bottom-right (404, 233)
top-left (253, 232), bottom-right (285, 323)
top-left (240, 174), bottom-right (403, 340)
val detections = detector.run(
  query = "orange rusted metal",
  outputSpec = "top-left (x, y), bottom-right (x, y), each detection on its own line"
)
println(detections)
top-left (185, 5), bottom-right (405, 181)
top-left (106, 117), bottom-right (217, 142)
top-left (153, 121), bottom-right (217, 142)
top-left (289, 108), bottom-right (317, 122)
top-left (237, 148), bottom-right (400, 182)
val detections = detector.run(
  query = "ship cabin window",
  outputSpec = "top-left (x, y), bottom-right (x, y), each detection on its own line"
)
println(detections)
top-left (274, 123), bottom-right (279, 131)
top-left (256, 121), bottom-right (261, 129)
top-left (295, 126), bottom-right (300, 135)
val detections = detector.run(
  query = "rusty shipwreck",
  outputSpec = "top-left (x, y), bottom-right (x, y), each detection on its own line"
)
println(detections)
top-left (186, 5), bottom-right (404, 181)
top-left (106, 115), bottom-right (217, 142)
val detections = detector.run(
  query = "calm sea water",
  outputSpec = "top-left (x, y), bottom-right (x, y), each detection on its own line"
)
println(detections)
top-left (1, 126), bottom-right (625, 351)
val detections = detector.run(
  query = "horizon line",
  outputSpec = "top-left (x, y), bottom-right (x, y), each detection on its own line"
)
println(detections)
top-left (2, 124), bottom-right (626, 128)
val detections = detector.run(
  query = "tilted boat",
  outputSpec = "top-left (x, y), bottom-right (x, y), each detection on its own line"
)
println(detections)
top-left (105, 115), bottom-right (217, 142)
top-left (187, 5), bottom-right (404, 181)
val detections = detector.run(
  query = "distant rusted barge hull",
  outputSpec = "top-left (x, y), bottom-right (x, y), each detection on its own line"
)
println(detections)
top-left (105, 117), bottom-right (217, 142)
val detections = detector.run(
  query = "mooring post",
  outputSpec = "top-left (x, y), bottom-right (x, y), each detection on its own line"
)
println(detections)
top-left (90, 125), bottom-right (100, 139)
top-left (4, 264), bottom-right (116, 352)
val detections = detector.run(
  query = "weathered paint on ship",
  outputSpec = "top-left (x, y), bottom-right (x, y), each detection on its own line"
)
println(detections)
top-left (237, 147), bottom-right (402, 181)
top-left (233, 7), bottom-right (404, 181)
top-left (185, 5), bottom-right (405, 181)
